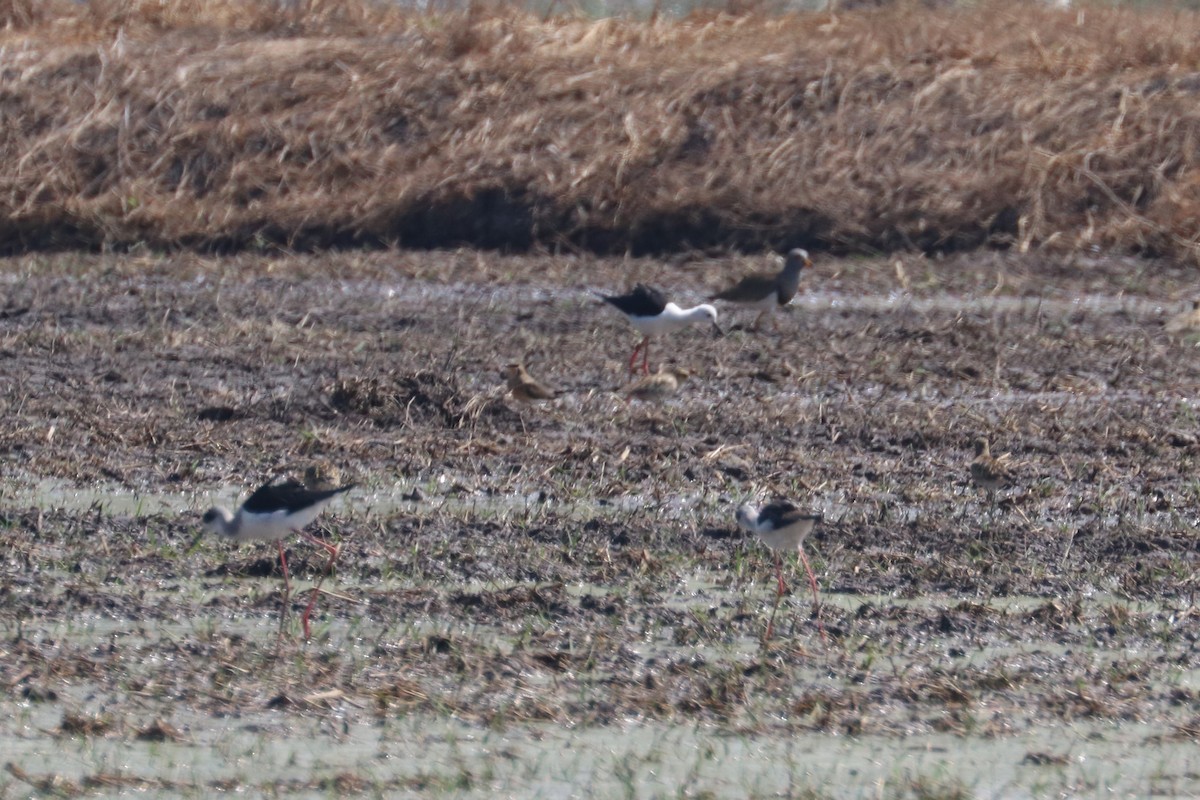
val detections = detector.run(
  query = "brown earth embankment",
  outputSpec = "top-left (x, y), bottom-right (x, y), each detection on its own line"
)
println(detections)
top-left (4, 0), bottom-right (1200, 260)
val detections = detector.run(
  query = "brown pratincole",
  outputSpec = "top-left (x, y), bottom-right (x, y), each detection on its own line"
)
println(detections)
top-left (1165, 299), bottom-right (1200, 335)
top-left (502, 363), bottom-right (559, 403)
top-left (597, 284), bottom-right (722, 374)
top-left (711, 248), bottom-right (813, 331)
top-left (970, 438), bottom-right (1011, 511)
top-left (736, 501), bottom-right (826, 643)
top-left (191, 478), bottom-right (355, 639)
top-left (303, 463), bottom-right (343, 492)
top-left (625, 366), bottom-right (692, 403)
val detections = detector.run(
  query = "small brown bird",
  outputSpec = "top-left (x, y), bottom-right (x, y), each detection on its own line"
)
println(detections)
top-left (1165, 299), bottom-right (1200, 335)
top-left (502, 363), bottom-right (559, 403)
top-left (625, 367), bottom-right (692, 403)
top-left (970, 438), bottom-right (1011, 510)
top-left (302, 464), bottom-right (343, 492)
top-left (711, 248), bottom-right (813, 330)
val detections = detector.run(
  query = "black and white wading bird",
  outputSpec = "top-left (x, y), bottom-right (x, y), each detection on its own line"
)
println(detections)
top-left (191, 478), bottom-right (355, 638)
top-left (597, 284), bottom-right (721, 374)
top-left (736, 501), bottom-right (826, 643)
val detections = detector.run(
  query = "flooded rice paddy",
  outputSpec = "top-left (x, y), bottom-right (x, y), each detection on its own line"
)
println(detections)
top-left (3, 249), bottom-right (1200, 797)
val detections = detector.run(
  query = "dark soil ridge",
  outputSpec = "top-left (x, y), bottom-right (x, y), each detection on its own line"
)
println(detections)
top-left (6, 3), bottom-right (1200, 259)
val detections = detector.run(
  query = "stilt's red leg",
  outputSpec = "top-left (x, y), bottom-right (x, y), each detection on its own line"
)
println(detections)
top-left (628, 340), bottom-right (644, 374)
top-left (304, 532), bottom-right (339, 557)
top-left (641, 339), bottom-right (651, 374)
top-left (765, 593), bottom-right (781, 642)
top-left (301, 590), bottom-right (319, 639)
top-left (277, 541), bottom-right (290, 596)
top-left (799, 548), bottom-right (827, 644)
top-left (275, 541), bottom-right (292, 635)
top-left (300, 533), bottom-right (342, 640)
top-left (763, 555), bottom-right (786, 643)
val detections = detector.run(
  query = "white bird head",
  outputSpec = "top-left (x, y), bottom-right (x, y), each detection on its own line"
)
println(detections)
top-left (787, 248), bottom-right (812, 268)
top-left (189, 506), bottom-right (235, 551)
top-left (202, 506), bottom-right (234, 533)
top-left (694, 303), bottom-right (723, 336)
top-left (734, 503), bottom-right (760, 533)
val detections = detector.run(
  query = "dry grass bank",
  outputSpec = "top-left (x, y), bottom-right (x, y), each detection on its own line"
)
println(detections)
top-left (4, 0), bottom-right (1200, 260)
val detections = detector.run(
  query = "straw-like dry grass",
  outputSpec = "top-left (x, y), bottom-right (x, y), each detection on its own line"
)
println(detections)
top-left (5, 0), bottom-right (1200, 260)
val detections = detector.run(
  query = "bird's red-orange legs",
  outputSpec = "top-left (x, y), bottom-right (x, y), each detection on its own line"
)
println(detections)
top-left (627, 338), bottom-right (652, 374)
top-left (277, 542), bottom-right (291, 596)
top-left (272, 534), bottom-right (342, 639)
top-left (299, 533), bottom-right (341, 639)
top-left (799, 549), bottom-right (827, 643)
top-left (764, 551), bottom-right (827, 644)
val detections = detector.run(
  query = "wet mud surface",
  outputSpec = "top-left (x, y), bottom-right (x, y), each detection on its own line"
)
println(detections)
top-left (3, 249), bottom-right (1200, 796)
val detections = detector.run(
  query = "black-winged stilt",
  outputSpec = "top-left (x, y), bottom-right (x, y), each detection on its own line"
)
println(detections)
top-left (192, 478), bottom-right (354, 639)
top-left (736, 501), bottom-right (825, 643)
top-left (597, 284), bottom-right (721, 374)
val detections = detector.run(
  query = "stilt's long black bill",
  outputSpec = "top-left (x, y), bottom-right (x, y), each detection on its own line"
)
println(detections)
top-left (186, 530), bottom-right (206, 554)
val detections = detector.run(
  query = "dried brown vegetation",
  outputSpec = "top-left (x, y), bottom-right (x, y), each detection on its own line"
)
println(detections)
top-left (4, 1), bottom-right (1200, 260)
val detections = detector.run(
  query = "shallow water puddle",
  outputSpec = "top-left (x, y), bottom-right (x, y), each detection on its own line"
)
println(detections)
top-left (3, 475), bottom-right (722, 527)
top-left (4, 667), bottom-right (1199, 799)
top-left (4, 587), bottom-right (1197, 798)
top-left (356, 277), bottom-right (1177, 319)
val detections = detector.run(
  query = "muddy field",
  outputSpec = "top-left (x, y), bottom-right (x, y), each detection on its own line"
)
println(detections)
top-left (3, 248), bottom-right (1200, 797)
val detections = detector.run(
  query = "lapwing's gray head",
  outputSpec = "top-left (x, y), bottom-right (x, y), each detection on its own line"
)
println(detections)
top-left (787, 248), bottom-right (812, 269)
